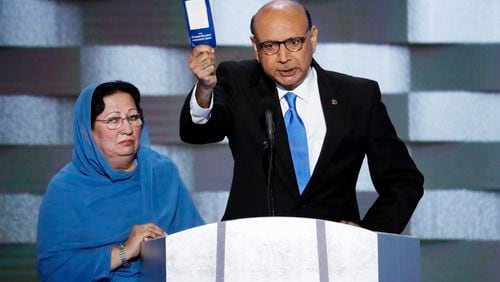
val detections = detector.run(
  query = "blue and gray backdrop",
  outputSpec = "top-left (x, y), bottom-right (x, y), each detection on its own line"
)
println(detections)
top-left (0, 0), bottom-right (499, 281)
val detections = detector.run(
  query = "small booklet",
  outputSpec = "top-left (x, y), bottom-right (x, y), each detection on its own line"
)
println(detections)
top-left (182, 0), bottom-right (217, 48)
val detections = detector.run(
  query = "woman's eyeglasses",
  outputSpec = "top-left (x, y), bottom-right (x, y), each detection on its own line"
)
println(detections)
top-left (95, 111), bottom-right (143, 130)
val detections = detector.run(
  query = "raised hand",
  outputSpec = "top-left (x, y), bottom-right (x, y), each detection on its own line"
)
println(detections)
top-left (188, 45), bottom-right (217, 107)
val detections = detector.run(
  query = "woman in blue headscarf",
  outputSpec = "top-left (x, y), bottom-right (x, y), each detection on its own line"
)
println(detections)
top-left (37, 81), bottom-right (204, 281)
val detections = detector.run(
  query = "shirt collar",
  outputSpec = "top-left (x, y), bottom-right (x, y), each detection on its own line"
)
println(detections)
top-left (276, 66), bottom-right (317, 102)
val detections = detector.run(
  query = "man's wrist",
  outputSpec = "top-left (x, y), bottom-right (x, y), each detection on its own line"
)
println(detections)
top-left (195, 85), bottom-right (213, 108)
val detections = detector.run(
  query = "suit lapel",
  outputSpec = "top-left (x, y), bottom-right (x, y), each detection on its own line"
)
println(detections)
top-left (305, 62), bottom-right (346, 194)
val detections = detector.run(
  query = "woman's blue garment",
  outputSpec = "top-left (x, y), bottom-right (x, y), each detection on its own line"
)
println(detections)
top-left (37, 84), bottom-right (204, 281)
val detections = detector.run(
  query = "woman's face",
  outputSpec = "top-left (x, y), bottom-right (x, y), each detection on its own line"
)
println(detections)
top-left (92, 92), bottom-right (141, 170)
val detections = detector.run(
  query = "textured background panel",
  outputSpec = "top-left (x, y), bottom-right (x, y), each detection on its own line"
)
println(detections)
top-left (81, 0), bottom-right (186, 46)
top-left (315, 44), bottom-right (410, 94)
top-left (408, 0), bottom-right (500, 43)
top-left (0, 0), bottom-right (81, 46)
top-left (355, 157), bottom-right (376, 192)
top-left (215, 46), bottom-right (255, 63)
top-left (141, 95), bottom-right (186, 144)
top-left (0, 48), bottom-right (80, 95)
top-left (411, 45), bottom-right (500, 91)
top-left (0, 95), bottom-right (73, 145)
top-left (0, 194), bottom-right (40, 243)
top-left (81, 46), bottom-right (193, 96)
top-left (411, 143), bottom-right (500, 190)
top-left (411, 190), bottom-right (500, 240)
top-left (211, 0), bottom-right (268, 46)
top-left (0, 244), bottom-right (37, 282)
top-left (1, 0), bottom-right (499, 281)
top-left (382, 94), bottom-right (410, 140)
top-left (421, 241), bottom-right (500, 282)
top-left (192, 191), bottom-right (229, 223)
top-left (409, 92), bottom-right (500, 142)
top-left (305, 0), bottom-right (408, 43)
top-left (151, 144), bottom-right (194, 192)
top-left (192, 144), bottom-right (233, 192)
top-left (0, 146), bottom-right (71, 194)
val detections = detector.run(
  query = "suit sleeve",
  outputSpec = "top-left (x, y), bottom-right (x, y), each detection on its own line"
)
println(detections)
top-left (361, 82), bottom-right (424, 234)
top-left (179, 62), bottom-right (235, 144)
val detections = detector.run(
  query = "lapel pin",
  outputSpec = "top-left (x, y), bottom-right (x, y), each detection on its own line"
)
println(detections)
top-left (331, 98), bottom-right (338, 105)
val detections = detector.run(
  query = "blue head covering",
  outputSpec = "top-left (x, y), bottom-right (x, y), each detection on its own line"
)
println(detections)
top-left (37, 83), bottom-right (204, 281)
top-left (71, 83), bottom-right (151, 181)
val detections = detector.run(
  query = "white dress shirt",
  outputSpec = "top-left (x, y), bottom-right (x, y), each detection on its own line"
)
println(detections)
top-left (189, 67), bottom-right (327, 175)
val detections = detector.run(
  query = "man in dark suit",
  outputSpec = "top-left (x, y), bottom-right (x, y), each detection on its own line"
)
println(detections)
top-left (180, 0), bottom-right (423, 234)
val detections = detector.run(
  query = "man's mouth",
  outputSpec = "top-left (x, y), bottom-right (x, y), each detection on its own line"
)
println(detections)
top-left (278, 68), bottom-right (297, 77)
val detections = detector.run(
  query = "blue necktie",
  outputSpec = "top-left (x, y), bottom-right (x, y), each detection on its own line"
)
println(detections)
top-left (284, 92), bottom-right (310, 194)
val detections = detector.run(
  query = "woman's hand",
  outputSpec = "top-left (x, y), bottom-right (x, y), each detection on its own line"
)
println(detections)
top-left (111, 223), bottom-right (166, 270)
top-left (123, 223), bottom-right (166, 259)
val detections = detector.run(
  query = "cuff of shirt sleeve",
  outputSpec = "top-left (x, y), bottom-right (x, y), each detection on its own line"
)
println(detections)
top-left (189, 84), bottom-right (213, 124)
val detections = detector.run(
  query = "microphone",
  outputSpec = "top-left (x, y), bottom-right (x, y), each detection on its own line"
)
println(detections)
top-left (258, 98), bottom-right (275, 216)
top-left (259, 98), bottom-right (275, 149)
top-left (264, 104), bottom-right (274, 149)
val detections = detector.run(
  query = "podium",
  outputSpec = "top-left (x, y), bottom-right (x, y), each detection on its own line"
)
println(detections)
top-left (141, 217), bottom-right (420, 282)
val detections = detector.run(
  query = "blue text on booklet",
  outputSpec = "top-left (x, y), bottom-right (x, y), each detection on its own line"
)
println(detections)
top-left (182, 0), bottom-right (216, 48)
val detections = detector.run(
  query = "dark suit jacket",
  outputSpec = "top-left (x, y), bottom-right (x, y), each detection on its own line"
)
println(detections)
top-left (180, 59), bottom-right (424, 234)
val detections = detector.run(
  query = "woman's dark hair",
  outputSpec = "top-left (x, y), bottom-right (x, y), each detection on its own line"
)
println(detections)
top-left (90, 81), bottom-right (143, 129)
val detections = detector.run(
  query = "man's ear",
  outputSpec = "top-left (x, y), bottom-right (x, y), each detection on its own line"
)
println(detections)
top-left (250, 36), bottom-right (261, 63)
top-left (310, 25), bottom-right (318, 53)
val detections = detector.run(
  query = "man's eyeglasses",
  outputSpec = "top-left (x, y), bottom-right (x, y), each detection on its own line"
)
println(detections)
top-left (256, 29), bottom-right (310, 55)
top-left (95, 111), bottom-right (143, 130)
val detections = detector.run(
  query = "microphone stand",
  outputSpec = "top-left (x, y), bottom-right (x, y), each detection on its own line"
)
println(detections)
top-left (264, 112), bottom-right (275, 216)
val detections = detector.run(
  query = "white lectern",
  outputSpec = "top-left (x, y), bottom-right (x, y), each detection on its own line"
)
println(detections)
top-left (141, 217), bottom-right (420, 282)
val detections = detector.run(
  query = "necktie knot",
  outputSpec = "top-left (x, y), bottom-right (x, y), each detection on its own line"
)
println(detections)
top-left (284, 92), bottom-right (298, 112)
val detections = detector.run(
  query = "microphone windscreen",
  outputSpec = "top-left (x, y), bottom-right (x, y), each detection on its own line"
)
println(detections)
top-left (258, 97), bottom-right (275, 138)
top-left (258, 97), bottom-right (274, 118)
